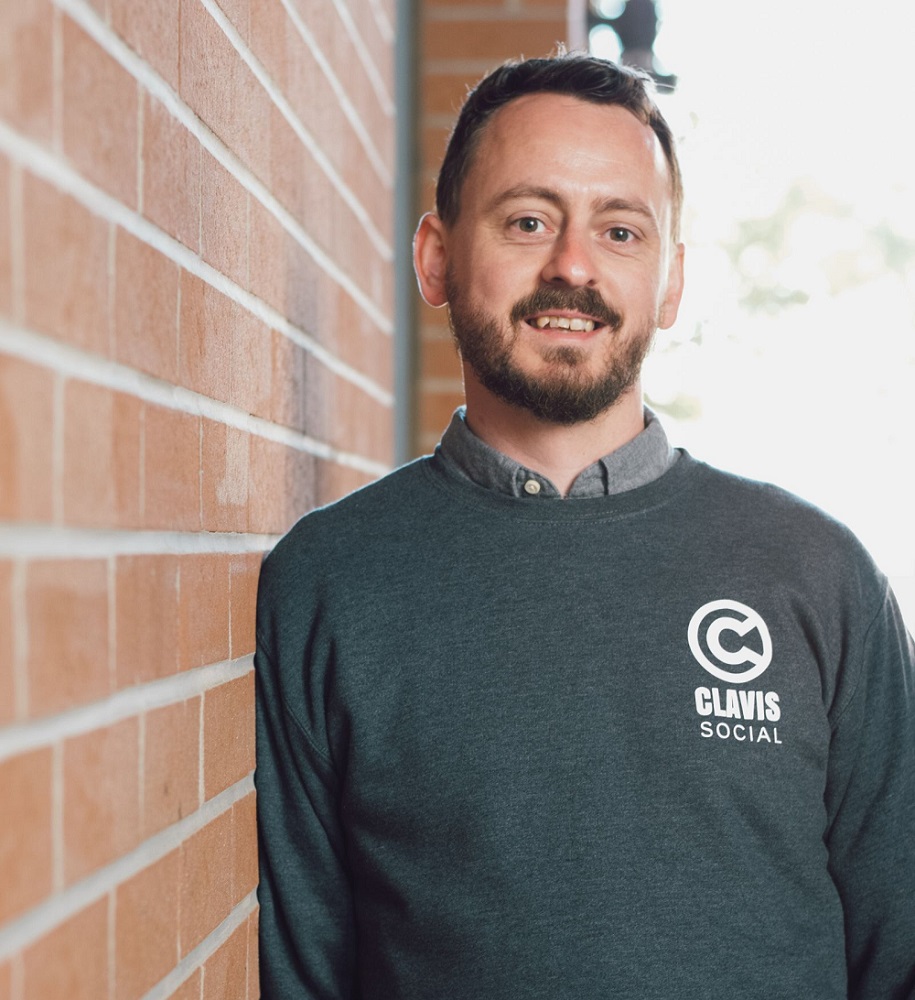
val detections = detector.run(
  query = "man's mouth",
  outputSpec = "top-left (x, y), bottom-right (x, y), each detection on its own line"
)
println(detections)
top-left (511, 289), bottom-right (622, 333)
top-left (526, 314), bottom-right (599, 332)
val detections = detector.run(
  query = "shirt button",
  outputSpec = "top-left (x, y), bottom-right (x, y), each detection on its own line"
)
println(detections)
top-left (523, 479), bottom-right (541, 495)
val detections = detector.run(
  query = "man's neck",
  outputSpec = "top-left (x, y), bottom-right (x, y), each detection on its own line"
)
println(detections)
top-left (462, 372), bottom-right (647, 497)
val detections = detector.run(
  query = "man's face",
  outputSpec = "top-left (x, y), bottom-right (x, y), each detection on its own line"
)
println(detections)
top-left (416, 92), bottom-right (684, 424)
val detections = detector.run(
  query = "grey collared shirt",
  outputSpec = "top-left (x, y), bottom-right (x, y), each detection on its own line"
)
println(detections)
top-left (437, 406), bottom-right (678, 499)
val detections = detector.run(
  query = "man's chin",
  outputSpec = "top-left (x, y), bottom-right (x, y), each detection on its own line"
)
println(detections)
top-left (476, 363), bottom-right (637, 426)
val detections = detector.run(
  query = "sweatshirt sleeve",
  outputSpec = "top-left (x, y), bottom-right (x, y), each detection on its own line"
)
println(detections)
top-left (254, 551), bottom-right (357, 1000)
top-left (824, 584), bottom-right (915, 999)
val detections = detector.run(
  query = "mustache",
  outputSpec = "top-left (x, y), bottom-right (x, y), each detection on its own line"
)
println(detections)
top-left (509, 287), bottom-right (623, 331)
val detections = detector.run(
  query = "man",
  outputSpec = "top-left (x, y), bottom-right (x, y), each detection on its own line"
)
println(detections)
top-left (255, 54), bottom-right (915, 998)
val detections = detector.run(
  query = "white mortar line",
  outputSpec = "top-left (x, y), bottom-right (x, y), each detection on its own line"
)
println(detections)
top-left (38, 0), bottom-right (395, 335)
top-left (0, 525), bottom-right (279, 559)
top-left (325, 0), bottom-right (395, 116)
top-left (199, 0), bottom-right (393, 247)
top-left (0, 656), bottom-right (254, 764)
top-left (141, 892), bottom-right (258, 1000)
top-left (0, 322), bottom-right (392, 476)
top-left (0, 776), bottom-right (255, 960)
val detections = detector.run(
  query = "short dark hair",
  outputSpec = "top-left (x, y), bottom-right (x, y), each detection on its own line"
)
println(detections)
top-left (435, 53), bottom-right (682, 239)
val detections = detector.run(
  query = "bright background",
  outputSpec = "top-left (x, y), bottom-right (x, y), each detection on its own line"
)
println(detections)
top-left (593, 0), bottom-right (915, 628)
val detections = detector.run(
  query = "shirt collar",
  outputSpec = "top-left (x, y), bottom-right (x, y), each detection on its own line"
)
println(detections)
top-left (437, 406), bottom-right (677, 499)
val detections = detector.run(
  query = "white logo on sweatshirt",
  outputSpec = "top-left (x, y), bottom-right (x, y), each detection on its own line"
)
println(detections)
top-left (687, 600), bottom-right (773, 684)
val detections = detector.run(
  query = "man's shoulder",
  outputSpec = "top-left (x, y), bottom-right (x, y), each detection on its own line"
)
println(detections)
top-left (686, 455), bottom-right (885, 599)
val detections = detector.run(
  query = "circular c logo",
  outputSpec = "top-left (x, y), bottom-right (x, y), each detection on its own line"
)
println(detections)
top-left (687, 600), bottom-right (773, 683)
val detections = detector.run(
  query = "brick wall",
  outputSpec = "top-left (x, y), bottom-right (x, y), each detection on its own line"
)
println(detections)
top-left (414, 0), bottom-right (572, 453)
top-left (0, 0), bottom-right (395, 995)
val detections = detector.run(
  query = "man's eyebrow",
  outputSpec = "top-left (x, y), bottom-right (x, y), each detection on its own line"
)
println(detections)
top-left (486, 187), bottom-right (659, 228)
top-left (593, 196), bottom-right (656, 223)
top-left (486, 186), bottom-right (564, 212)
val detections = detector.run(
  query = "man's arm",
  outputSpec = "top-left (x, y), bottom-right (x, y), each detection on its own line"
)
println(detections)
top-left (824, 584), bottom-right (915, 999)
top-left (254, 565), bottom-right (357, 999)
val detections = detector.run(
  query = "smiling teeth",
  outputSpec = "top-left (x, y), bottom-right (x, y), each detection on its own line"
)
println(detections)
top-left (533, 316), bottom-right (595, 332)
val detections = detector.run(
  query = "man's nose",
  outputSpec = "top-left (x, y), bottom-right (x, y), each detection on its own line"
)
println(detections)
top-left (539, 226), bottom-right (598, 287)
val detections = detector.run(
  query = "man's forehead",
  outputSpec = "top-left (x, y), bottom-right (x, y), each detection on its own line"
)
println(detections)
top-left (463, 93), bottom-right (673, 216)
top-left (478, 92), bottom-right (659, 156)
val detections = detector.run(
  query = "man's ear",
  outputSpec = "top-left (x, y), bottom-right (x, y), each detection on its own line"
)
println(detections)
top-left (658, 242), bottom-right (685, 330)
top-left (413, 212), bottom-right (449, 307)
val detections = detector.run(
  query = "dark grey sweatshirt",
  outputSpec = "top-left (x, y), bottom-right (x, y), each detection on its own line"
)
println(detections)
top-left (254, 450), bottom-right (915, 999)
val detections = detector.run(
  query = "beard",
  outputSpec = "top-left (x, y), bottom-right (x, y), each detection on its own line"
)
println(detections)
top-left (445, 272), bottom-right (657, 425)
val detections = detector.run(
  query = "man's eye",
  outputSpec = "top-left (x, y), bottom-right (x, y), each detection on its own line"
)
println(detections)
top-left (609, 227), bottom-right (633, 242)
top-left (514, 217), bottom-right (543, 233)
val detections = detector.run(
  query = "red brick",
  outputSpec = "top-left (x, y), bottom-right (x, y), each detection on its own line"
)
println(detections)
top-left (202, 920), bottom-right (247, 1000)
top-left (422, 17), bottom-right (564, 60)
top-left (314, 462), bottom-right (370, 509)
top-left (144, 697), bottom-right (200, 838)
top-left (22, 173), bottom-right (110, 355)
top-left (115, 850), bottom-right (180, 1000)
top-left (116, 555), bottom-right (180, 686)
top-left (63, 381), bottom-right (143, 528)
top-left (112, 0), bottom-right (179, 91)
top-left (113, 229), bottom-right (180, 381)
top-left (421, 334), bottom-right (461, 381)
top-left (0, 562), bottom-right (14, 726)
top-left (26, 559), bottom-right (110, 717)
top-left (169, 970), bottom-right (202, 1000)
top-left (232, 317), bottom-right (274, 417)
top-left (417, 297), bottom-right (451, 335)
top-left (247, 907), bottom-right (259, 999)
top-left (178, 272), bottom-right (232, 402)
top-left (232, 792), bottom-right (258, 901)
top-left (229, 553), bottom-right (260, 658)
top-left (203, 673), bottom-right (254, 800)
top-left (179, 0), bottom-right (269, 179)
top-left (177, 554), bottom-right (230, 671)
top-left (421, 72), bottom-right (474, 117)
top-left (199, 152), bottom-right (248, 289)
top-left (201, 421), bottom-right (249, 534)
top-left (0, 748), bottom-right (53, 923)
top-left (62, 16), bottom-right (139, 208)
top-left (63, 718), bottom-right (140, 883)
top-left (269, 332), bottom-right (310, 433)
top-left (143, 95), bottom-right (201, 251)
top-left (0, 355), bottom-right (55, 522)
top-left (22, 898), bottom-right (109, 1000)
top-left (420, 387), bottom-right (463, 441)
top-left (247, 204), bottom-right (287, 318)
top-left (247, 437), bottom-right (315, 535)
top-left (422, 123), bottom-right (452, 175)
top-left (218, 0), bottom-right (250, 43)
top-left (0, 155), bottom-right (11, 317)
top-left (247, 0), bottom-right (283, 88)
top-left (180, 809), bottom-right (234, 955)
top-left (0, 0), bottom-right (54, 142)
top-left (144, 404), bottom-right (200, 531)
top-left (178, 272), bottom-right (272, 416)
